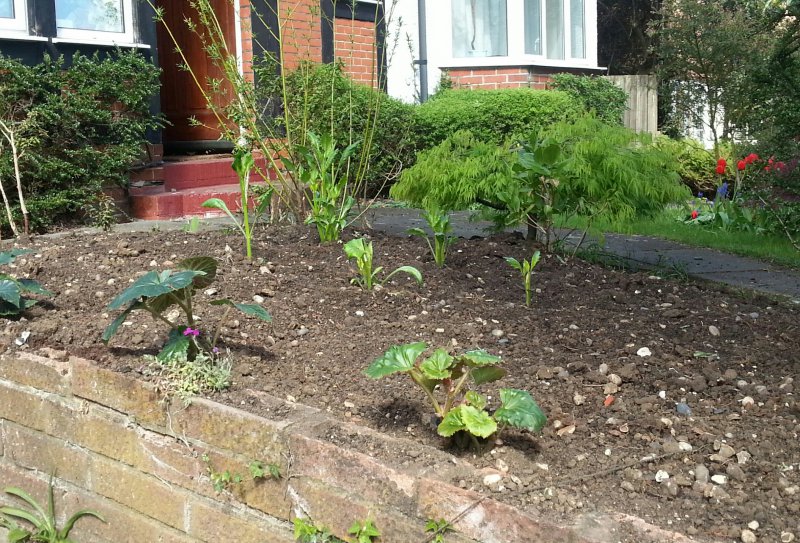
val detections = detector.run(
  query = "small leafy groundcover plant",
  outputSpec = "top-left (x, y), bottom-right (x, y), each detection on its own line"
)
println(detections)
top-left (0, 477), bottom-right (103, 543)
top-left (365, 343), bottom-right (546, 443)
top-left (0, 249), bottom-right (52, 316)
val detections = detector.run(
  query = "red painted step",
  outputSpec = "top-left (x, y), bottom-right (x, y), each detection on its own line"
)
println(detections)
top-left (128, 155), bottom-right (277, 220)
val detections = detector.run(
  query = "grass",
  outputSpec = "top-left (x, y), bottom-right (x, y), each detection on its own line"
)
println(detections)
top-left (561, 210), bottom-right (800, 269)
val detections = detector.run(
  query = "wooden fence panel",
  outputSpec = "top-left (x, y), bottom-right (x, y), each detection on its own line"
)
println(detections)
top-left (605, 75), bottom-right (658, 135)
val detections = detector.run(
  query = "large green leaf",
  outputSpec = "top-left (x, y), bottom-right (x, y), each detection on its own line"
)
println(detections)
top-left (419, 348), bottom-right (453, 380)
top-left (108, 270), bottom-right (204, 310)
top-left (494, 388), bottom-right (547, 432)
top-left (0, 249), bottom-right (32, 266)
top-left (471, 366), bottom-right (506, 386)
top-left (101, 301), bottom-right (140, 343)
top-left (209, 299), bottom-right (272, 321)
top-left (459, 350), bottom-right (502, 367)
top-left (460, 405), bottom-right (498, 438)
top-left (0, 279), bottom-right (21, 308)
top-left (504, 257), bottom-right (522, 272)
top-left (465, 390), bottom-right (487, 410)
top-left (16, 279), bottom-right (52, 297)
top-left (406, 227), bottom-right (428, 238)
top-left (438, 405), bottom-right (497, 438)
top-left (157, 330), bottom-right (191, 362)
top-left (384, 265), bottom-right (423, 286)
top-left (343, 238), bottom-right (370, 260)
top-left (437, 407), bottom-right (466, 437)
top-left (178, 256), bottom-right (218, 289)
top-left (365, 342), bottom-right (427, 379)
top-left (7, 526), bottom-right (30, 543)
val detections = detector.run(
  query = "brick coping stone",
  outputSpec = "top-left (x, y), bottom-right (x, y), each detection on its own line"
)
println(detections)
top-left (0, 351), bottom-right (716, 543)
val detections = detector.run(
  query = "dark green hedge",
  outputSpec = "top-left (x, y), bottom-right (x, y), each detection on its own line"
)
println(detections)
top-left (412, 88), bottom-right (584, 150)
top-left (548, 74), bottom-right (628, 125)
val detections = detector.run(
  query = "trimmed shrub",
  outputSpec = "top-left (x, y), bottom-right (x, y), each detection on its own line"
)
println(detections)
top-left (412, 88), bottom-right (583, 150)
top-left (654, 137), bottom-right (735, 195)
top-left (548, 74), bottom-right (628, 125)
top-left (0, 50), bottom-right (161, 232)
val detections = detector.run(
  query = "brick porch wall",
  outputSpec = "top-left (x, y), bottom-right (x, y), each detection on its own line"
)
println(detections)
top-left (447, 67), bottom-right (552, 90)
top-left (334, 17), bottom-right (378, 87)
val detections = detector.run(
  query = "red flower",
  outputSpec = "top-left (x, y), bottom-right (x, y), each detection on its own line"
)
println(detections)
top-left (745, 153), bottom-right (759, 164)
top-left (691, 210), bottom-right (699, 219)
top-left (715, 164), bottom-right (726, 175)
top-left (737, 160), bottom-right (746, 171)
top-left (776, 161), bottom-right (786, 171)
top-left (717, 158), bottom-right (727, 167)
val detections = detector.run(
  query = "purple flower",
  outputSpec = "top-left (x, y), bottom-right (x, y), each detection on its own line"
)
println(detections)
top-left (212, 347), bottom-right (220, 354)
top-left (698, 191), bottom-right (704, 199)
top-left (717, 182), bottom-right (729, 199)
top-left (183, 327), bottom-right (200, 337)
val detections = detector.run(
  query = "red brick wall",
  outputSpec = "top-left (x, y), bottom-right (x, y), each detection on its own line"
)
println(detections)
top-left (334, 17), bottom-right (378, 87)
top-left (446, 68), bottom-right (552, 90)
top-left (240, 0), bottom-right (255, 83)
top-left (279, 0), bottom-right (324, 69)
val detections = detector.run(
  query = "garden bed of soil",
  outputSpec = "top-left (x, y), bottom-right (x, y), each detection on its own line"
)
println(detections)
top-left (2, 225), bottom-right (798, 543)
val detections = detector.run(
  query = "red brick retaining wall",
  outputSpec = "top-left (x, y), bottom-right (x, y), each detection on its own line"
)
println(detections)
top-left (0, 352), bottom-right (705, 543)
top-left (446, 68), bottom-right (552, 90)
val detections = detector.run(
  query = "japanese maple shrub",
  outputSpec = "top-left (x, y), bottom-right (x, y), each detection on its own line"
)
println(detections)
top-left (365, 343), bottom-right (546, 445)
top-left (102, 256), bottom-right (271, 361)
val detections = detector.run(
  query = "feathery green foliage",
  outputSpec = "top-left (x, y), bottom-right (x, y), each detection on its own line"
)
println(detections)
top-left (390, 131), bottom-right (515, 211)
top-left (392, 115), bottom-right (689, 247)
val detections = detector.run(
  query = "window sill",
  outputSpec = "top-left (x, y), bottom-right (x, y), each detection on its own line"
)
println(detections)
top-left (0, 32), bottom-right (49, 42)
top-left (440, 56), bottom-right (603, 71)
top-left (51, 37), bottom-right (150, 49)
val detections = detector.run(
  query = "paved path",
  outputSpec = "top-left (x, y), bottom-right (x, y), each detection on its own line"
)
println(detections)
top-left (364, 207), bottom-right (800, 303)
top-left (63, 207), bottom-right (800, 303)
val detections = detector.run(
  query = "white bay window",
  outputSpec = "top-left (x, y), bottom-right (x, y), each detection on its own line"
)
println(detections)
top-left (442, 0), bottom-right (594, 65)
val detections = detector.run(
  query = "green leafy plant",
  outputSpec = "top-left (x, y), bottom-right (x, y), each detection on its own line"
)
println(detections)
top-left (365, 343), bottom-right (546, 445)
top-left (504, 251), bottom-right (541, 307)
top-left (407, 209), bottom-right (457, 268)
top-left (0, 249), bottom-right (52, 317)
top-left (293, 518), bottom-right (347, 543)
top-left (425, 518), bottom-right (454, 543)
top-left (83, 192), bottom-right (118, 232)
top-left (248, 460), bottom-right (281, 481)
top-left (201, 454), bottom-right (243, 493)
top-left (102, 256), bottom-right (271, 361)
top-left (347, 519), bottom-right (380, 543)
top-left (283, 133), bottom-right (359, 243)
top-left (0, 477), bottom-right (104, 543)
top-left (202, 149), bottom-right (273, 260)
top-left (343, 238), bottom-right (422, 291)
top-left (182, 217), bottom-right (202, 234)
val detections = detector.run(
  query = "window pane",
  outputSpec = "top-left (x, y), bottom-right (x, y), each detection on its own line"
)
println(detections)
top-left (570, 0), bottom-right (585, 58)
top-left (524, 0), bottom-right (541, 55)
top-left (545, 0), bottom-right (564, 59)
top-left (56, 0), bottom-right (124, 33)
top-left (452, 0), bottom-right (508, 58)
top-left (0, 0), bottom-right (13, 19)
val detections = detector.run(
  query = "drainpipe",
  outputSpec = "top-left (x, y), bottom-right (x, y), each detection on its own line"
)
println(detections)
top-left (416, 0), bottom-right (429, 102)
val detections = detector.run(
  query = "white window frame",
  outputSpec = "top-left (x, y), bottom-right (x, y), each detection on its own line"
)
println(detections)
top-left (433, 0), bottom-right (598, 70)
top-left (0, 0), bottom-right (28, 33)
top-left (54, 0), bottom-right (135, 45)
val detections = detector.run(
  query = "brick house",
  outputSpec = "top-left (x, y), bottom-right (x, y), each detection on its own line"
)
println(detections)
top-left (0, 0), bottom-right (600, 218)
top-left (388, 0), bottom-right (603, 101)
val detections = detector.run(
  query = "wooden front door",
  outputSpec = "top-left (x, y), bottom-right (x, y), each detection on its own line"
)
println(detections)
top-left (156, 0), bottom-right (237, 145)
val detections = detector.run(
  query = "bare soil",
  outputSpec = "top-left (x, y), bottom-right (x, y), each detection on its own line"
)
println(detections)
top-left (2, 225), bottom-right (799, 542)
